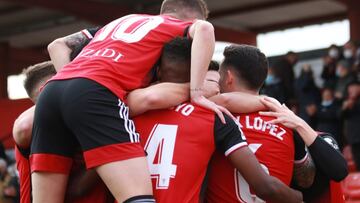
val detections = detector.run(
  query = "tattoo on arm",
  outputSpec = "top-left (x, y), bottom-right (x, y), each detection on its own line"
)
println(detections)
top-left (64, 32), bottom-right (90, 60)
top-left (293, 153), bottom-right (316, 188)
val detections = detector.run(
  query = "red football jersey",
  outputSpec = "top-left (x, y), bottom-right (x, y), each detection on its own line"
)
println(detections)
top-left (50, 14), bottom-right (192, 100)
top-left (15, 146), bottom-right (31, 203)
top-left (133, 103), bottom-right (247, 203)
top-left (206, 113), bottom-right (295, 203)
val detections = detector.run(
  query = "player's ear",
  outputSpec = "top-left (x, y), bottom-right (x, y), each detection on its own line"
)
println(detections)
top-left (226, 70), bottom-right (233, 85)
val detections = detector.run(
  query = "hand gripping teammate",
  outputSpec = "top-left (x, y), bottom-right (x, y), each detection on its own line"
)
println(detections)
top-left (30, 1), bottom-right (229, 202)
top-left (204, 45), bottom-right (315, 203)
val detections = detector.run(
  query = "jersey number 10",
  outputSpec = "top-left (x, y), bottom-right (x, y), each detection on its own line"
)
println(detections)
top-left (93, 15), bottom-right (164, 43)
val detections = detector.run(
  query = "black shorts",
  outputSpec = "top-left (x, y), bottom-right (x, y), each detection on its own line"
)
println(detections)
top-left (30, 78), bottom-right (145, 174)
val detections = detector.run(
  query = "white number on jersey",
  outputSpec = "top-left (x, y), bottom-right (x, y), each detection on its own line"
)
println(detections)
top-left (144, 124), bottom-right (178, 189)
top-left (235, 143), bottom-right (269, 203)
top-left (93, 15), bottom-right (164, 43)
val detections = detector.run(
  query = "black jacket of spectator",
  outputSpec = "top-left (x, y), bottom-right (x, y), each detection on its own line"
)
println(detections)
top-left (316, 100), bottom-right (343, 149)
top-left (295, 71), bottom-right (321, 126)
top-left (260, 81), bottom-right (287, 105)
top-left (272, 58), bottom-right (295, 103)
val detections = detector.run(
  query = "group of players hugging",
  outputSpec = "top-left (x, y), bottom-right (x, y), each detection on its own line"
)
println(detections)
top-left (12, 0), bottom-right (349, 202)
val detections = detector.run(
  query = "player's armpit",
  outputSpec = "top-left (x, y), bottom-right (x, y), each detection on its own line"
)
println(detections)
top-left (293, 153), bottom-right (316, 188)
top-left (228, 147), bottom-right (303, 203)
top-left (12, 106), bottom-right (35, 149)
top-left (127, 83), bottom-right (190, 117)
top-left (209, 93), bottom-right (267, 113)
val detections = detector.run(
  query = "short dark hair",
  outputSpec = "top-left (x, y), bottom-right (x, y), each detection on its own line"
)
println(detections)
top-left (208, 60), bottom-right (219, 71)
top-left (222, 45), bottom-right (268, 91)
top-left (160, 0), bottom-right (209, 19)
top-left (160, 37), bottom-right (192, 83)
top-left (23, 61), bottom-right (56, 98)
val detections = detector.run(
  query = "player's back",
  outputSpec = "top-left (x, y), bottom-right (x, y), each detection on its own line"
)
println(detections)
top-left (133, 103), bottom-right (216, 203)
top-left (51, 14), bottom-right (192, 100)
top-left (206, 112), bottom-right (294, 203)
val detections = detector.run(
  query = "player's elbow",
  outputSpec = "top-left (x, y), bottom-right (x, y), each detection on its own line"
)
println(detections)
top-left (195, 20), bottom-right (214, 36)
top-left (12, 119), bottom-right (32, 148)
top-left (48, 38), bottom-right (63, 53)
top-left (332, 159), bottom-right (349, 182)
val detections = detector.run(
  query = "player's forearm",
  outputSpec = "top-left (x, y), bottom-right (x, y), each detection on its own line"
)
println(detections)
top-left (128, 83), bottom-right (190, 117)
top-left (264, 177), bottom-right (303, 203)
top-left (189, 21), bottom-right (215, 99)
top-left (293, 154), bottom-right (316, 188)
top-left (210, 93), bottom-right (266, 113)
top-left (48, 38), bottom-right (72, 72)
top-left (294, 120), bottom-right (318, 146)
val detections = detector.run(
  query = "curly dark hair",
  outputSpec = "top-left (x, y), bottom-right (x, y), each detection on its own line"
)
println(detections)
top-left (222, 45), bottom-right (268, 91)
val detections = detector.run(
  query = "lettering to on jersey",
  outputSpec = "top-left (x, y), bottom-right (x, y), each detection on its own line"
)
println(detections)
top-left (174, 103), bottom-right (195, 116)
top-left (144, 124), bottom-right (178, 189)
top-left (235, 116), bottom-right (286, 141)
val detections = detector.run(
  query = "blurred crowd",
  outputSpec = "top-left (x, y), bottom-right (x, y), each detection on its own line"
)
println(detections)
top-left (0, 143), bottom-right (19, 203)
top-left (261, 40), bottom-right (360, 170)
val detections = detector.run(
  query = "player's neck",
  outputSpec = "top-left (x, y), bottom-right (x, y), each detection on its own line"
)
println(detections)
top-left (231, 86), bottom-right (258, 95)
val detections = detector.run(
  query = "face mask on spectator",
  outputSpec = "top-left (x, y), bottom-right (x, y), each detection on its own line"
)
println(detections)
top-left (265, 75), bottom-right (280, 85)
top-left (321, 100), bottom-right (333, 107)
top-left (336, 69), bottom-right (342, 77)
top-left (329, 48), bottom-right (339, 59)
top-left (344, 49), bottom-right (353, 59)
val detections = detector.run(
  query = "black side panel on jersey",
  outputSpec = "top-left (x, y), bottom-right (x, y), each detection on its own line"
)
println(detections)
top-left (214, 114), bottom-right (247, 154)
top-left (294, 132), bottom-right (307, 161)
top-left (308, 134), bottom-right (348, 182)
top-left (183, 26), bottom-right (190, 38)
top-left (16, 145), bottom-right (30, 159)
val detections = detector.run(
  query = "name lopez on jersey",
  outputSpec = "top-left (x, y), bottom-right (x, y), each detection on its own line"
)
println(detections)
top-left (236, 116), bottom-right (286, 141)
top-left (79, 48), bottom-right (123, 62)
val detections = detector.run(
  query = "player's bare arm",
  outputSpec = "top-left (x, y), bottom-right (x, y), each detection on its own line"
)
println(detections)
top-left (188, 20), bottom-right (232, 123)
top-left (228, 147), bottom-right (303, 202)
top-left (12, 106), bottom-right (35, 149)
top-left (127, 82), bottom-right (190, 117)
top-left (209, 93), bottom-right (268, 113)
top-left (293, 153), bottom-right (316, 188)
top-left (48, 31), bottom-right (89, 72)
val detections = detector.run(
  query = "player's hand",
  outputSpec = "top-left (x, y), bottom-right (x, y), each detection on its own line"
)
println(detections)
top-left (259, 97), bottom-right (303, 129)
top-left (191, 94), bottom-right (234, 124)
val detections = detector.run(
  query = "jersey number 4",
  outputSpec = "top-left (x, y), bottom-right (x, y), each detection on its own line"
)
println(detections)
top-left (235, 144), bottom-right (269, 203)
top-left (93, 15), bottom-right (164, 43)
top-left (144, 124), bottom-right (178, 189)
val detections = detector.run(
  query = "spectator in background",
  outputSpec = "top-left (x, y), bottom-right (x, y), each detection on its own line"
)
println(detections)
top-left (272, 51), bottom-right (298, 106)
top-left (340, 82), bottom-right (360, 171)
top-left (315, 87), bottom-right (343, 149)
top-left (321, 45), bottom-right (341, 89)
top-left (295, 64), bottom-right (321, 128)
top-left (343, 40), bottom-right (357, 66)
top-left (335, 60), bottom-right (356, 100)
top-left (260, 66), bottom-right (286, 104)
